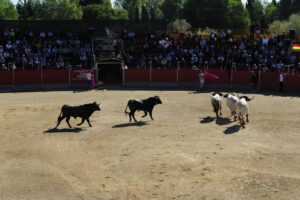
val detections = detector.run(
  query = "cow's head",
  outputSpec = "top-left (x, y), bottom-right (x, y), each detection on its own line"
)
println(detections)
top-left (239, 96), bottom-right (254, 102)
top-left (92, 102), bottom-right (101, 111)
top-left (154, 96), bottom-right (162, 104)
top-left (212, 92), bottom-right (223, 96)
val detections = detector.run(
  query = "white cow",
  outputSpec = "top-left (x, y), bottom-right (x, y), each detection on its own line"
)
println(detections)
top-left (224, 93), bottom-right (239, 121)
top-left (236, 96), bottom-right (254, 127)
top-left (211, 92), bottom-right (223, 118)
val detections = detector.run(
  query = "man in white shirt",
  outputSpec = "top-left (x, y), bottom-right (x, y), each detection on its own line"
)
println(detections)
top-left (279, 72), bottom-right (284, 93)
top-left (199, 71), bottom-right (205, 90)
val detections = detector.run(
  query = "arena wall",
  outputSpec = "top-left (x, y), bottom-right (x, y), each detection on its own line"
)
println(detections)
top-left (123, 68), bottom-right (300, 93)
top-left (0, 69), bottom-right (96, 86)
top-left (0, 69), bottom-right (299, 93)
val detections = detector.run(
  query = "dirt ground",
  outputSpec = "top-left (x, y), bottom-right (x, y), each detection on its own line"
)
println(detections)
top-left (0, 89), bottom-right (299, 200)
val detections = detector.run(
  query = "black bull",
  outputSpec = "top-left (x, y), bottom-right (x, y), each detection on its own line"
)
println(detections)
top-left (125, 96), bottom-right (162, 122)
top-left (56, 102), bottom-right (101, 128)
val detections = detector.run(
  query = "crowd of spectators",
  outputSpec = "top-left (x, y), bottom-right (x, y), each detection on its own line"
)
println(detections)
top-left (0, 29), bottom-right (94, 71)
top-left (0, 28), bottom-right (298, 73)
top-left (122, 30), bottom-right (298, 72)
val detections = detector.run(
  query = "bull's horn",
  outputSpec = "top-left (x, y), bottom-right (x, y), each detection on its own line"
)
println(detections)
top-left (251, 96), bottom-right (255, 100)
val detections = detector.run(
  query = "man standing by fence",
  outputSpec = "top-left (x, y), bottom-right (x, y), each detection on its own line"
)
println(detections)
top-left (279, 72), bottom-right (284, 93)
top-left (199, 71), bottom-right (205, 90)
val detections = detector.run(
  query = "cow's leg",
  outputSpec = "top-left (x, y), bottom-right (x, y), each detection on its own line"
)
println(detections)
top-left (86, 118), bottom-right (92, 127)
top-left (246, 114), bottom-right (249, 123)
top-left (142, 111), bottom-right (148, 118)
top-left (66, 116), bottom-right (72, 128)
top-left (149, 110), bottom-right (154, 120)
top-left (56, 115), bottom-right (66, 128)
top-left (131, 111), bottom-right (137, 122)
top-left (241, 118), bottom-right (246, 128)
top-left (219, 104), bottom-right (222, 116)
top-left (129, 113), bottom-right (132, 122)
top-left (77, 118), bottom-right (85, 126)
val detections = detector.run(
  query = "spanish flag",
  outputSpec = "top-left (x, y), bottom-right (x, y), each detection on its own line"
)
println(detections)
top-left (292, 44), bottom-right (300, 51)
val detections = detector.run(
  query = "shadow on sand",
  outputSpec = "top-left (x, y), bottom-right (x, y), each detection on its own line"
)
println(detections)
top-left (112, 121), bottom-right (148, 128)
top-left (223, 125), bottom-right (241, 135)
top-left (215, 117), bottom-right (232, 125)
top-left (199, 116), bottom-right (215, 124)
top-left (44, 127), bottom-right (85, 133)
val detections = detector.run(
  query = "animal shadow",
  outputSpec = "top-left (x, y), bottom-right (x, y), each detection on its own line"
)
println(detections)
top-left (112, 121), bottom-right (148, 128)
top-left (223, 125), bottom-right (241, 135)
top-left (44, 127), bottom-right (85, 133)
top-left (200, 116), bottom-right (214, 124)
top-left (215, 117), bottom-right (232, 125)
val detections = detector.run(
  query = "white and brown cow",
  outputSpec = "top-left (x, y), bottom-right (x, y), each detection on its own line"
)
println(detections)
top-left (236, 95), bottom-right (254, 128)
top-left (224, 93), bottom-right (239, 121)
top-left (211, 92), bottom-right (223, 118)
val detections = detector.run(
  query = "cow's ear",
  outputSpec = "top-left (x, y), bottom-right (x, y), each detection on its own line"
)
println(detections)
top-left (219, 93), bottom-right (223, 96)
top-left (212, 92), bottom-right (216, 96)
top-left (93, 101), bottom-right (97, 104)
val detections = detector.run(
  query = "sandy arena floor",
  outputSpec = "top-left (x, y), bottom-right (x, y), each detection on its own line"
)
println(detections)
top-left (0, 89), bottom-right (299, 200)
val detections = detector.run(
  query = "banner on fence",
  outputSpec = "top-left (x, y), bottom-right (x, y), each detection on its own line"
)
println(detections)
top-left (71, 70), bottom-right (94, 82)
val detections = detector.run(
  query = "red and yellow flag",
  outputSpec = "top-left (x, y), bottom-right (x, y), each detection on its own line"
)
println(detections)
top-left (292, 44), bottom-right (300, 51)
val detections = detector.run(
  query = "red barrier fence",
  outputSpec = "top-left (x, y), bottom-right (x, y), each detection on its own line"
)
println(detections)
top-left (0, 69), bottom-right (97, 86)
top-left (1, 69), bottom-right (299, 93)
top-left (124, 68), bottom-right (300, 93)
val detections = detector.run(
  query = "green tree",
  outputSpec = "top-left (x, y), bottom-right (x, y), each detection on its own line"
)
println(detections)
top-left (17, 0), bottom-right (82, 20)
top-left (183, 0), bottom-right (228, 28)
top-left (167, 18), bottom-right (191, 33)
top-left (227, 0), bottom-right (250, 28)
top-left (141, 5), bottom-right (149, 21)
top-left (114, 0), bottom-right (162, 20)
top-left (79, 0), bottom-right (110, 6)
top-left (161, 0), bottom-right (183, 22)
top-left (0, 0), bottom-right (18, 20)
top-left (264, 0), bottom-right (279, 25)
top-left (81, 0), bottom-right (118, 20)
top-left (247, 0), bottom-right (264, 24)
top-left (279, 0), bottom-right (300, 20)
top-left (269, 13), bottom-right (300, 34)
top-left (112, 9), bottom-right (128, 20)
top-left (16, 0), bottom-right (34, 20)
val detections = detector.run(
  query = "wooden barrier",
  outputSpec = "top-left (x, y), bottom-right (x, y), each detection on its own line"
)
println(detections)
top-left (0, 68), bottom-right (299, 93)
top-left (124, 68), bottom-right (300, 93)
top-left (0, 69), bottom-right (97, 86)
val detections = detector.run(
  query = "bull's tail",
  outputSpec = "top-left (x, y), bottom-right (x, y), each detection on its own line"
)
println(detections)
top-left (124, 103), bottom-right (129, 115)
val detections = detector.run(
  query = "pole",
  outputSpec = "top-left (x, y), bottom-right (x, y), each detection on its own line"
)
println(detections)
top-left (150, 63), bottom-right (152, 85)
top-left (68, 67), bottom-right (71, 88)
top-left (12, 68), bottom-right (15, 92)
top-left (230, 64), bottom-right (233, 90)
top-left (40, 65), bottom-right (43, 90)
top-left (258, 64), bottom-right (261, 90)
top-left (176, 67), bottom-right (179, 88)
top-left (122, 62), bottom-right (125, 87)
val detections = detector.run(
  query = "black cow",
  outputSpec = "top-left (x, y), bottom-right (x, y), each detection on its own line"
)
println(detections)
top-left (56, 102), bottom-right (101, 128)
top-left (124, 96), bottom-right (162, 122)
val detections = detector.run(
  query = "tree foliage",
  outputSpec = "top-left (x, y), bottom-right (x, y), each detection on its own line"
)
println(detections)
top-left (167, 19), bottom-right (191, 33)
top-left (269, 13), bottom-right (300, 34)
top-left (0, 0), bottom-right (18, 20)
top-left (227, 0), bottom-right (250, 29)
top-left (161, 0), bottom-right (183, 22)
top-left (264, 1), bottom-right (279, 25)
top-left (17, 0), bottom-right (82, 20)
top-left (279, 0), bottom-right (300, 20)
top-left (183, 0), bottom-right (249, 29)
